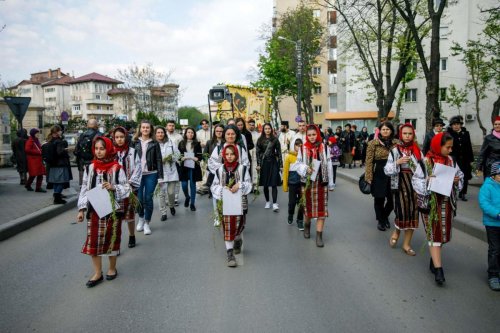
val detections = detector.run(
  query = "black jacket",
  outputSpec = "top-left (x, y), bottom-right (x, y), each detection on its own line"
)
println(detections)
top-left (422, 131), bottom-right (436, 156)
top-left (447, 127), bottom-right (474, 179)
top-left (52, 138), bottom-right (71, 168)
top-left (241, 130), bottom-right (255, 151)
top-left (134, 139), bottom-right (164, 179)
top-left (478, 132), bottom-right (500, 177)
top-left (340, 131), bottom-right (355, 151)
top-left (178, 140), bottom-right (203, 182)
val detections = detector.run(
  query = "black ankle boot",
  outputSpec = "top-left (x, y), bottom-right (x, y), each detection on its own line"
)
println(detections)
top-left (53, 193), bottom-right (67, 204)
top-left (227, 249), bottom-right (237, 267)
top-left (435, 267), bottom-right (445, 285)
top-left (304, 221), bottom-right (311, 239)
top-left (287, 214), bottom-right (293, 225)
top-left (128, 236), bottom-right (136, 248)
top-left (377, 221), bottom-right (386, 231)
top-left (316, 231), bottom-right (324, 247)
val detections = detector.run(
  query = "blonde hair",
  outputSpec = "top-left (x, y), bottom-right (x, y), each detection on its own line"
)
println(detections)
top-left (133, 120), bottom-right (154, 142)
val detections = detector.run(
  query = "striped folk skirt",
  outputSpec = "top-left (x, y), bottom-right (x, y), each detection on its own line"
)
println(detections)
top-left (82, 211), bottom-right (122, 256)
top-left (302, 179), bottom-right (329, 218)
top-left (421, 195), bottom-right (453, 246)
top-left (222, 215), bottom-right (246, 241)
top-left (122, 197), bottom-right (136, 223)
top-left (393, 171), bottom-right (419, 230)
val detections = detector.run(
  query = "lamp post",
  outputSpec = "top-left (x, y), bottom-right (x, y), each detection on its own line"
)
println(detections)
top-left (278, 36), bottom-right (302, 118)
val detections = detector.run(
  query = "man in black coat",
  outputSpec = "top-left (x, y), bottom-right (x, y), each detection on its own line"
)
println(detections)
top-left (447, 115), bottom-right (474, 201)
top-left (423, 118), bottom-right (445, 155)
top-left (74, 119), bottom-right (102, 185)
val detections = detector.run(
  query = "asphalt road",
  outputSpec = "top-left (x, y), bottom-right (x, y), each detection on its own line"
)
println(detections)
top-left (0, 177), bottom-right (498, 333)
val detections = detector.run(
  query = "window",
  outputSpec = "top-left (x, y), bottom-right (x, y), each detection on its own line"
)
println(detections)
top-left (38, 114), bottom-right (43, 128)
top-left (405, 89), bottom-right (417, 102)
top-left (73, 105), bottom-right (80, 111)
top-left (20, 88), bottom-right (32, 94)
top-left (45, 87), bottom-right (55, 93)
top-left (313, 67), bottom-right (321, 75)
top-left (439, 26), bottom-right (449, 39)
top-left (95, 95), bottom-right (101, 100)
top-left (313, 9), bottom-right (321, 18)
top-left (404, 119), bottom-right (417, 128)
top-left (329, 94), bottom-right (337, 109)
top-left (439, 87), bottom-right (447, 101)
top-left (314, 105), bottom-right (323, 113)
top-left (329, 48), bottom-right (337, 60)
top-left (45, 97), bottom-right (56, 102)
top-left (97, 105), bottom-right (102, 110)
top-left (314, 85), bottom-right (322, 94)
top-left (411, 61), bottom-right (418, 73)
top-left (440, 58), bottom-right (448, 71)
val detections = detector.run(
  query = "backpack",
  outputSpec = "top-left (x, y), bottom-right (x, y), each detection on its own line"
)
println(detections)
top-left (77, 131), bottom-right (97, 162)
top-left (42, 141), bottom-right (56, 166)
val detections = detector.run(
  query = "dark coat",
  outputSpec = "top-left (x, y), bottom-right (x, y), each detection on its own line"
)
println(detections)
top-left (340, 130), bottom-right (356, 151)
top-left (51, 137), bottom-right (71, 168)
top-left (134, 139), bottom-right (164, 179)
top-left (24, 137), bottom-right (46, 176)
top-left (447, 127), bottom-right (474, 180)
top-left (422, 131), bottom-right (436, 156)
top-left (478, 132), bottom-right (500, 177)
top-left (241, 130), bottom-right (255, 151)
top-left (178, 140), bottom-right (203, 182)
top-left (11, 136), bottom-right (27, 173)
top-left (256, 137), bottom-right (282, 187)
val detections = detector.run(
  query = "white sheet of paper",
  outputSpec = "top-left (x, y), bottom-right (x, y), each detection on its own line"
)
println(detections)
top-left (222, 188), bottom-right (242, 215)
top-left (87, 186), bottom-right (115, 219)
top-left (310, 159), bottom-right (322, 181)
top-left (184, 152), bottom-right (195, 169)
top-left (428, 163), bottom-right (456, 197)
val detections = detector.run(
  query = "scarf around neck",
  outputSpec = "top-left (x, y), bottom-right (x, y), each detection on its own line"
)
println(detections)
top-left (397, 123), bottom-right (421, 160)
top-left (92, 136), bottom-right (120, 173)
top-left (222, 144), bottom-right (239, 172)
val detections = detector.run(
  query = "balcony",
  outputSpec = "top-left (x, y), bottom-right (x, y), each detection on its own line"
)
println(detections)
top-left (329, 11), bottom-right (337, 25)
top-left (328, 60), bottom-right (337, 74)
top-left (329, 84), bottom-right (337, 94)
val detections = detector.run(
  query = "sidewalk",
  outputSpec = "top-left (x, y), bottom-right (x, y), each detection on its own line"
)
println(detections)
top-left (336, 164), bottom-right (487, 242)
top-left (0, 167), bottom-right (80, 241)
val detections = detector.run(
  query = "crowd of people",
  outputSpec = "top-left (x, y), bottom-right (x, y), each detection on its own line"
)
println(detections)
top-left (8, 115), bottom-right (500, 291)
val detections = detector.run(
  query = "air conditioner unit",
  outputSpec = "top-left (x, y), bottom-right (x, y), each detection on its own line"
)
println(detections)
top-left (465, 114), bottom-right (476, 122)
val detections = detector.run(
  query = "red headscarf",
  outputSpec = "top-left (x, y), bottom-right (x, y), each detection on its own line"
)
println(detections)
top-left (304, 125), bottom-right (323, 159)
top-left (92, 136), bottom-right (120, 173)
top-left (222, 144), bottom-right (239, 172)
top-left (328, 136), bottom-right (337, 145)
top-left (426, 132), bottom-right (449, 165)
top-left (397, 123), bottom-right (421, 160)
top-left (112, 127), bottom-right (129, 153)
top-left (494, 116), bottom-right (500, 123)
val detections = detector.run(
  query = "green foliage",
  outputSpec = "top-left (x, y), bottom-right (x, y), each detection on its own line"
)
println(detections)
top-left (136, 110), bottom-right (165, 126)
top-left (445, 84), bottom-right (469, 115)
top-left (253, 4), bottom-right (326, 120)
top-left (104, 118), bottom-right (137, 131)
top-left (177, 106), bottom-right (208, 128)
top-left (66, 118), bottom-right (87, 132)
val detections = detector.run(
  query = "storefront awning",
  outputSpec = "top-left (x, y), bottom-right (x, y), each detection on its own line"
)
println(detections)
top-left (325, 111), bottom-right (395, 120)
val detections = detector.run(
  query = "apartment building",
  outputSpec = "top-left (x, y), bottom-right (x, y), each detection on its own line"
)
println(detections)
top-left (69, 72), bottom-right (123, 121)
top-left (272, 0), bottom-right (337, 128)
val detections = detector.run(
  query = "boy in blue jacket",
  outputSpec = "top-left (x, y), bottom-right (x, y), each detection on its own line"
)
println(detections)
top-left (479, 161), bottom-right (500, 291)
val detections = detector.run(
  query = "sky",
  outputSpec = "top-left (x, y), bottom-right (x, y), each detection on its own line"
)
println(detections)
top-left (0, 0), bottom-right (273, 107)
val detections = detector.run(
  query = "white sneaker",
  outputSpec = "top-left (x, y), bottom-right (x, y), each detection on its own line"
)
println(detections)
top-left (265, 202), bottom-right (271, 209)
top-left (273, 203), bottom-right (279, 212)
top-left (143, 222), bottom-right (152, 235)
top-left (136, 217), bottom-right (145, 232)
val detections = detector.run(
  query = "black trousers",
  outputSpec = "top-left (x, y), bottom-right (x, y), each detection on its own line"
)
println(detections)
top-left (374, 195), bottom-right (394, 223)
top-left (460, 179), bottom-right (469, 196)
top-left (288, 183), bottom-right (304, 221)
top-left (332, 165), bottom-right (337, 184)
top-left (486, 226), bottom-right (500, 278)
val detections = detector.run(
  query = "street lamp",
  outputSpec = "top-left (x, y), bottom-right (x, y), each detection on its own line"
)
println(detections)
top-left (278, 36), bottom-right (303, 118)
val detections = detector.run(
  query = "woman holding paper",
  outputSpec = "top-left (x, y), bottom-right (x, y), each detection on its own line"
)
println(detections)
top-left (156, 126), bottom-right (180, 220)
top-left (365, 121), bottom-right (398, 232)
top-left (208, 124), bottom-right (250, 175)
top-left (113, 127), bottom-right (142, 248)
top-left (256, 123), bottom-right (283, 212)
top-left (384, 124), bottom-right (422, 256)
top-left (178, 127), bottom-right (202, 211)
top-left (295, 125), bottom-right (334, 247)
top-left (412, 132), bottom-right (464, 285)
top-left (77, 136), bottom-right (131, 288)
top-left (210, 144), bottom-right (252, 267)
top-left (133, 120), bottom-right (163, 235)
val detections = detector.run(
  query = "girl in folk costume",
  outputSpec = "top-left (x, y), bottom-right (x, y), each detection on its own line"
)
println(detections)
top-left (210, 144), bottom-right (252, 267)
top-left (295, 125), bottom-right (335, 247)
top-left (412, 132), bottom-right (464, 286)
top-left (112, 127), bottom-right (142, 249)
top-left (77, 137), bottom-right (131, 288)
top-left (156, 126), bottom-right (180, 221)
top-left (384, 123), bottom-right (422, 256)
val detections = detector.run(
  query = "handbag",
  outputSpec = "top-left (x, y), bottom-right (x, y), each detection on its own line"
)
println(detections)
top-left (358, 173), bottom-right (371, 195)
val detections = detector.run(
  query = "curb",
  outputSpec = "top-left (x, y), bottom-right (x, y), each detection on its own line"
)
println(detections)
top-left (0, 196), bottom-right (78, 241)
top-left (336, 171), bottom-right (487, 243)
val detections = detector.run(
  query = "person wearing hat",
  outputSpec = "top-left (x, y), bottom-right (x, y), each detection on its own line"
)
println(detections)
top-left (478, 161), bottom-right (500, 291)
top-left (423, 118), bottom-right (445, 155)
top-left (278, 120), bottom-right (295, 164)
top-left (447, 115), bottom-right (474, 201)
top-left (478, 116), bottom-right (500, 179)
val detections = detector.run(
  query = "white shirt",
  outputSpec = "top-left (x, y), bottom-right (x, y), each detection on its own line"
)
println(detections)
top-left (196, 128), bottom-right (210, 147)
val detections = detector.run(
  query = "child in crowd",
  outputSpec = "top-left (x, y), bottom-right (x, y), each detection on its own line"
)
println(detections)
top-left (283, 139), bottom-right (304, 230)
top-left (211, 144), bottom-right (252, 267)
top-left (327, 136), bottom-right (341, 188)
top-left (479, 161), bottom-right (500, 291)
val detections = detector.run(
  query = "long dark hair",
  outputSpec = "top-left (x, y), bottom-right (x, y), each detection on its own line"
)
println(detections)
top-left (378, 121), bottom-right (395, 140)
top-left (209, 124), bottom-right (225, 145)
top-left (222, 124), bottom-right (241, 144)
top-left (155, 126), bottom-right (168, 143)
top-left (257, 123), bottom-right (275, 145)
top-left (235, 117), bottom-right (248, 134)
top-left (182, 126), bottom-right (198, 143)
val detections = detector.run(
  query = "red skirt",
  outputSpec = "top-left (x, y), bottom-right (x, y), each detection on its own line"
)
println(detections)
top-left (222, 215), bottom-right (245, 241)
top-left (122, 198), bottom-right (136, 223)
top-left (82, 212), bottom-right (122, 256)
top-left (302, 179), bottom-right (329, 218)
top-left (421, 195), bottom-right (453, 246)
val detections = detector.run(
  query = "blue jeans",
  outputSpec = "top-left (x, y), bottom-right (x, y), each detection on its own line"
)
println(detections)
top-left (53, 183), bottom-right (64, 194)
top-left (138, 173), bottom-right (158, 221)
top-left (181, 169), bottom-right (196, 206)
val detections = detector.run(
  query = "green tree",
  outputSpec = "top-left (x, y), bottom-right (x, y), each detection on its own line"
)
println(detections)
top-left (254, 4), bottom-right (326, 123)
top-left (177, 106), bottom-right (208, 128)
top-left (445, 84), bottom-right (468, 116)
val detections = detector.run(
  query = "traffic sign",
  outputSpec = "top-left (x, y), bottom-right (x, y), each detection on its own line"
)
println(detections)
top-left (4, 96), bottom-right (31, 128)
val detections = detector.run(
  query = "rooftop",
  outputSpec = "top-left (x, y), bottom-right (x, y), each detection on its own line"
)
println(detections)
top-left (70, 72), bottom-right (123, 84)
